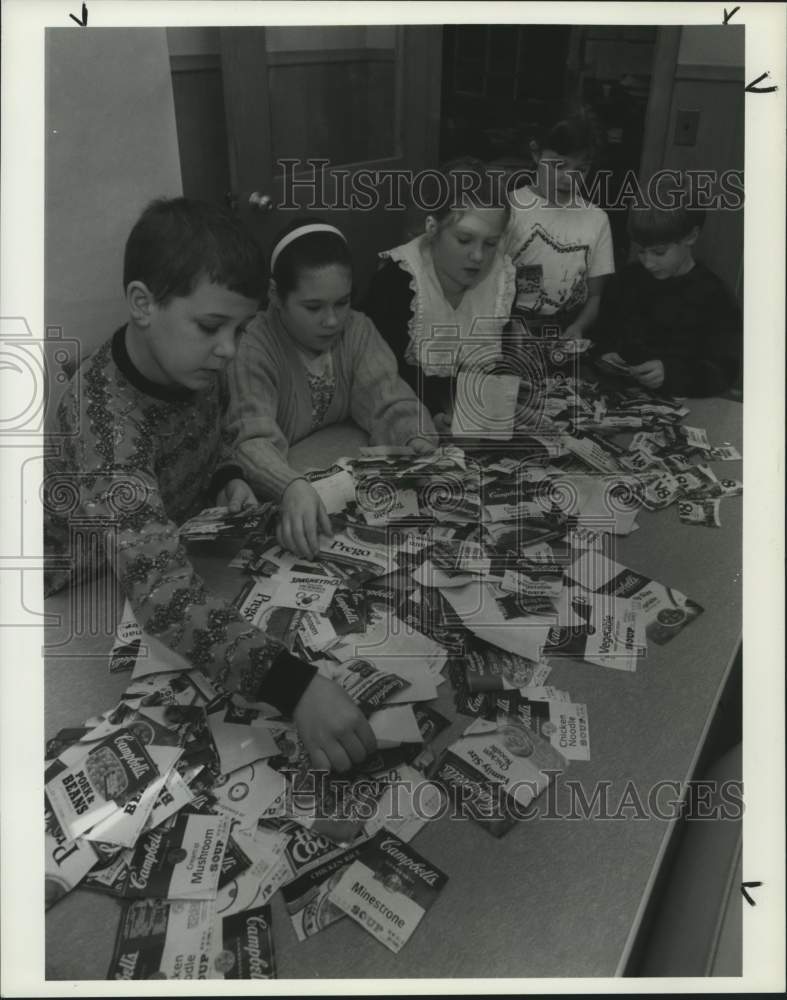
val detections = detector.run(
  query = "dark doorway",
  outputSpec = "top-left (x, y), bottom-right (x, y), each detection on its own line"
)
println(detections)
top-left (440, 24), bottom-right (658, 265)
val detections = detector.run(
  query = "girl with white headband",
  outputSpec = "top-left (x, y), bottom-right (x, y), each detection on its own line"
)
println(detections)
top-left (226, 218), bottom-right (437, 560)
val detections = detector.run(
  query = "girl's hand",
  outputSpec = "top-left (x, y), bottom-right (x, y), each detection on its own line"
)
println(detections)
top-left (293, 674), bottom-right (377, 772)
top-left (278, 479), bottom-right (332, 560)
top-left (216, 478), bottom-right (257, 513)
top-left (629, 359), bottom-right (665, 389)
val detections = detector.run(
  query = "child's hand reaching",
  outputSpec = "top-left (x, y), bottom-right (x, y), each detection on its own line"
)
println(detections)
top-left (293, 674), bottom-right (377, 772)
top-left (629, 359), bottom-right (665, 390)
top-left (278, 478), bottom-right (332, 560)
top-left (215, 478), bottom-right (258, 513)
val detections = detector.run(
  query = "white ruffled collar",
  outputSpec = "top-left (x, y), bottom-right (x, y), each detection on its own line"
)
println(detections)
top-left (379, 235), bottom-right (515, 377)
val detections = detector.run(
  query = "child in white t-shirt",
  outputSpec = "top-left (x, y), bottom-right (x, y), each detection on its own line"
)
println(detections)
top-left (504, 114), bottom-right (615, 338)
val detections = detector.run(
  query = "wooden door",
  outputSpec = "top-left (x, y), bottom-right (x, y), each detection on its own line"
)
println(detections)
top-left (220, 25), bottom-right (442, 301)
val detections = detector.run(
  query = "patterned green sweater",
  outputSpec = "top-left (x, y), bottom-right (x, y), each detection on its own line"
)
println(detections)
top-left (43, 326), bottom-right (316, 712)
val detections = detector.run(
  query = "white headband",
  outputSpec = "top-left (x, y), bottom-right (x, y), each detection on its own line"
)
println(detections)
top-left (270, 224), bottom-right (347, 273)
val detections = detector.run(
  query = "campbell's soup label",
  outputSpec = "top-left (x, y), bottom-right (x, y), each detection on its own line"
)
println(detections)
top-left (328, 830), bottom-right (447, 953)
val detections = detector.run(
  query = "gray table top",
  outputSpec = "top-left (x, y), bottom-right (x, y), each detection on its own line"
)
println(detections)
top-left (44, 398), bottom-right (742, 981)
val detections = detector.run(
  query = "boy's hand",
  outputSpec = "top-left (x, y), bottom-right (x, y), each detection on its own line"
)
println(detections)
top-left (406, 434), bottom-right (438, 455)
top-left (629, 360), bottom-right (665, 389)
top-left (293, 674), bottom-right (377, 772)
top-left (216, 478), bottom-right (257, 513)
top-left (278, 478), bottom-right (332, 560)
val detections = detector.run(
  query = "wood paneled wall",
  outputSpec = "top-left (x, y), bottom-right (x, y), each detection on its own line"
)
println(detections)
top-left (267, 50), bottom-right (397, 168)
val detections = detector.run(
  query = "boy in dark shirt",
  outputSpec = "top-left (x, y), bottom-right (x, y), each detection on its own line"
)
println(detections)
top-left (594, 202), bottom-right (741, 397)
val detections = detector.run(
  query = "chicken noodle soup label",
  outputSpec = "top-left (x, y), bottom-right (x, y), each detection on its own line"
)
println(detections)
top-left (469, 694), bottom-right (590, 762)
top-left (107, 898), bottom-right (215, 980)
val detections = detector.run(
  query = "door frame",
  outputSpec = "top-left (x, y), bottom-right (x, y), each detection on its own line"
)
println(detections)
top-left (637, 26), bottom-right (682, 185)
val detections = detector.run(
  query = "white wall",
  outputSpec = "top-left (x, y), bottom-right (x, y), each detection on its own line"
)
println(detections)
top-left (166, 26), bottom-right (220, 57)
top-left (46, 28), bottom-right (182, 369)
top-left (678, 25), bottom-right (744, 67)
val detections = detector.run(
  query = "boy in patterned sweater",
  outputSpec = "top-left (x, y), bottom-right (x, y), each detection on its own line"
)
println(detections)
top-left (44, 198), bottom-right (377, 773)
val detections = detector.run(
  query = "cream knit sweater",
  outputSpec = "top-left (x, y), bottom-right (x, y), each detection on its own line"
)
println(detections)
top-left (226, 306), bottom-right (436, 498)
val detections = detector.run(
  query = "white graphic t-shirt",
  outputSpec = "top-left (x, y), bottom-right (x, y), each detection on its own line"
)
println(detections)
top-left (504, 187), bottom-right (615, 318)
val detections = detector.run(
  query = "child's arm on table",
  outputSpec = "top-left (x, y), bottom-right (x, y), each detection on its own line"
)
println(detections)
top-left (348, 314), bottom-right (439, 452)
top-left (52, 386), bottom-right (370, 772)
top-left (224, 333), bottom-right (334, 560)
top-left (78, 461), bottom-right (369, 770)
top-left (277, 477), bottom-right (332, 561)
